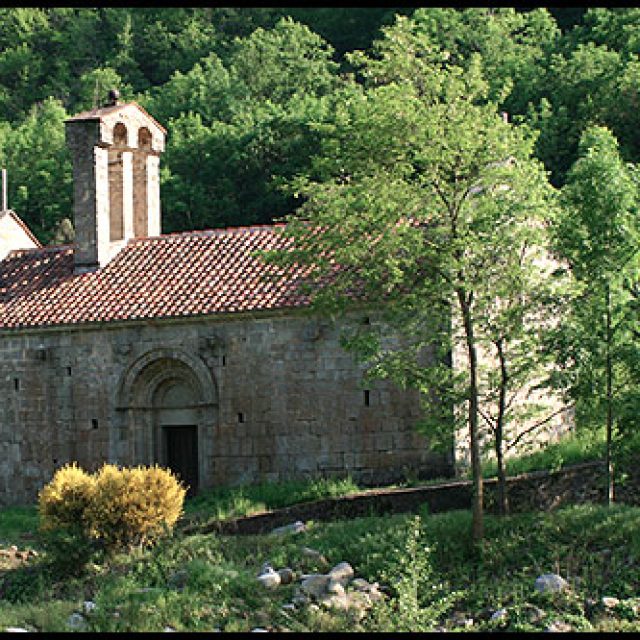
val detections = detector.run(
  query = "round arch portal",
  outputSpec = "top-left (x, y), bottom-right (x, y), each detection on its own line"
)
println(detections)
top-left (114, 349), bottom-right (218, 495)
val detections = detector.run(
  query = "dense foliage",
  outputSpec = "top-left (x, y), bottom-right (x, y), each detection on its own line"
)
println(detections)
top-left (0, 8), bottom-right (637, 243)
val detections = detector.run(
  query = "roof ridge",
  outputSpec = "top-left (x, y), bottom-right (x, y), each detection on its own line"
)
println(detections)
top-left (129, 222), bottom-right (287, 244)
top-left (8, 244), bottom-right (72, 256)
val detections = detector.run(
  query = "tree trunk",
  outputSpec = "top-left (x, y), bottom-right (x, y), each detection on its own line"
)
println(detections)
top-left (605, 281), bottom-right (614, 505)
top-left (457, 288), bottom-right (483, 542)
top-left (495, 338), bottom-right (509, 516)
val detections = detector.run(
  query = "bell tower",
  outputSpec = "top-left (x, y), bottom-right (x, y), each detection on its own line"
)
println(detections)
top-left (65, 90), bottom-right (166, 273)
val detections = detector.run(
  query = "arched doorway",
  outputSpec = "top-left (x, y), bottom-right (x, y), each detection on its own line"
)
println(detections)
top-left (115, 349), bottom-right (218, 496)
top-left (153, 377), bottom-right (200, 496)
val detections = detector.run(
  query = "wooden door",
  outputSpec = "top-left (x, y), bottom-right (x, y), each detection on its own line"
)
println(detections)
top-left (164, 425), bottom-right (199, 497)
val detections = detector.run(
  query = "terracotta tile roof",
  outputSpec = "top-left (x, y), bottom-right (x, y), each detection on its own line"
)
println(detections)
top-left (65, 101), bottom-right (167, 133)
top-left (0, 225), bottom-right (310, 330)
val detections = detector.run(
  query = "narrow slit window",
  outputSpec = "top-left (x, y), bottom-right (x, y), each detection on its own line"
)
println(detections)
top-left (13, 378), bottom-right (20, 391)
top-left (222, 355), bottom-right (226, 366)
top-left (364, 390), bottom-right (370, 406)
top-left (66, 366), bottom-right (72, 376)
top-left (91, 418), bottom-right (99, 430)
top-left (238, 412), bottom-right (245, 424)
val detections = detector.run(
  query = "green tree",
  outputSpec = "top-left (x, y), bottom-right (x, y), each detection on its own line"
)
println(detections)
top-left (551, 125), bottom-right (640, 504)
top-left (475, 230), bottom-right (569, 515)
top-left (270, 16), bottom-right (558, 542)
top-left (141, 18), bottom-right (341, 232)
top-left (529, 41), bottom-right (640, 186)
top-left (0, 98), bottom-right (72, 243)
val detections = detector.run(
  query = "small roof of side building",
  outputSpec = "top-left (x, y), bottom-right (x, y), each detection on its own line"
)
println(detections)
top-left (0, 224), bottom-right (310, 331)
top-left (0, 209), bottom-right (42, 261)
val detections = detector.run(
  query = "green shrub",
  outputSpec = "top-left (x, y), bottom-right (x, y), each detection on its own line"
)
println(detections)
top-left (365, 515), bottom-right (462, 632)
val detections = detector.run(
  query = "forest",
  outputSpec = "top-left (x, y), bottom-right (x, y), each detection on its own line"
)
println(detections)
top-left (0, 7), bottom-right (636, 243)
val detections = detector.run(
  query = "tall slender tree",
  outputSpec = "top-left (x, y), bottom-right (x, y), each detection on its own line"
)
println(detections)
top-left (551, 125), bottom-right (640, 504)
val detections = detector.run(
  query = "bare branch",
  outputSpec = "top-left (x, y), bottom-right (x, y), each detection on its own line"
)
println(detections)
top-left (505, 407), bottom-right (572, 452)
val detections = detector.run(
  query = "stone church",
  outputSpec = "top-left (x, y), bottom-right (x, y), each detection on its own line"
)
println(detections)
top-left (0, 99), bottom-right (452, 505)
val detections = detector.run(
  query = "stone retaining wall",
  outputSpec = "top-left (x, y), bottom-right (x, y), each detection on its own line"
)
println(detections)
top-left (194, 459), bottom-right (639, 536)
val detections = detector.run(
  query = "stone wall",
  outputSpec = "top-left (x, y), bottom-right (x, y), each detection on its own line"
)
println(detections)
top-left (200, 459), bottom-right (636, 535)
top-left (0, 311), bottom-right (453, 506)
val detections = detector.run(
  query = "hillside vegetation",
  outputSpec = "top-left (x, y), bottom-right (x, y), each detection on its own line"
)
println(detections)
top-left (0, 8), bottom-right (636, 243)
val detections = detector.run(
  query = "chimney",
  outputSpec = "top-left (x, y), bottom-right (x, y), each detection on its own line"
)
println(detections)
top-left (64, 91), bottom-right (166, 273)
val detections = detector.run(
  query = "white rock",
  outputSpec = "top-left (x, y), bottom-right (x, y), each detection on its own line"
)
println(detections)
top-left (326, 578), bottom-right (345, 595)
top-left (251, 628), bottom-right (269, 632)
top-left (301, 574), bottom-right (331, 598)
top-left (67, 613), bottom-right (87, 630)
top-left (534, 573), bottom-right (568, 594)
top-left (490, 608), bottom-right (508, 622)
top-left (319, 593), bottom-right (350, 611)
top-left (83, 600), bottom-right (97, 614)
top-left (257, 571), bottom-right (281, 589)
top-left (602, 596), bottom-right (620, 609)
top-left (4, 628), bottom-right (29, 633)
top-left (281, 603), bottom-right (296, 611)
top-left (292, 594), bottom-right (308, 606)
top-left (545, 620), bottom-right (572, 633)
top-left (163, 627), bottom-right (176, 632)
top-left (351, 578), bottom-right (370, 590)
top-left (328, 561), bottom-right (354, 586)
top-left (271, 521), bottom-right (306, 536)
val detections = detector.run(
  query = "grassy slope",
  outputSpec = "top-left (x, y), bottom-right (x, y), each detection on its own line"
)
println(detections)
top-left (1, 501), bottom-right (639, 631)
top-left (2, 428), bottom-right (635, 632)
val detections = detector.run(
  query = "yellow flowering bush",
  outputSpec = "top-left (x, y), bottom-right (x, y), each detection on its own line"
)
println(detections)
top-left (86, 464), bottom-right (186, 550)
top-left (38, 462), bottom-right (186, 554)
top-left (38, 462), bottom-right (96, 531)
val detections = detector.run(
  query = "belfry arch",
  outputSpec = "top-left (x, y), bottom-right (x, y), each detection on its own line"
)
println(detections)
top-left (114, 349), bottom-right (218, 495)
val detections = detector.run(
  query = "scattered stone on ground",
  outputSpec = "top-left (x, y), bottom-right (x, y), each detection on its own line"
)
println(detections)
top-left (300, 547), bottom-right (329, 568)
top-left (250, 628), bottom-right (269, 633)
top-left (271, 521), bottom-right (306, 536)
top-left (545, 619), bottom-right (573, 633)
top-left (524, 604), bottom-right (546, 624)
top-left (300, 573), bottom-right (330, 598)
top-left (534, 573), bottom-right (568, 594)
top-left (602, 596), bottom-right (620, 609)
top-left (292, 560), bottom-right (384, 619)
top-left (450, 611), bottom-right (474, 628)
top-left (4, 628), bottom-right (29, 633)
top-left (277, 567), bottom-right (294, 585)
top-left (0, 545), bottom-right (35, 569)
top-left (163, 627), bottom-right (176, 633)
top-left (490, 608), bottom-right (508, 622)
top-left (327, 561), bottom-right (354, 586)
top-left (67, 613), bottom-right (87, 630)
top-left (83, 601), bottom-right (97, 614)
top-left (257, 567), bottom-right (281, 589)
